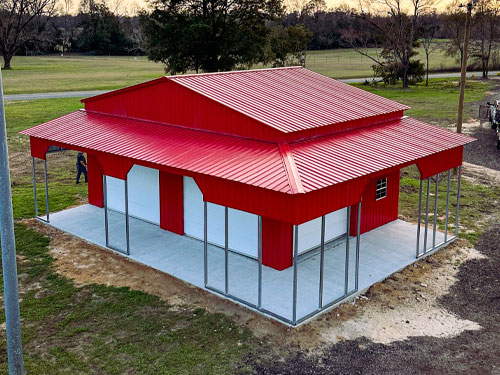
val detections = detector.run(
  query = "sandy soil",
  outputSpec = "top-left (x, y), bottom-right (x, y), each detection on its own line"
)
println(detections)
top-left (25, 220), bottom-right (486, 353)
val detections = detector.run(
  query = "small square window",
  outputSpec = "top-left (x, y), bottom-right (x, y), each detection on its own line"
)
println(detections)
top-left (376, 178), bottom-right (387, 200)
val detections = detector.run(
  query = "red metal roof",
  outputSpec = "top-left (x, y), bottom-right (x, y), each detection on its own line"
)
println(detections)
top-left (21, 110), bottom-right (473, 194)
top-left (82, 67), bottom-right (409, 136)
top-left (168, 67), bottom-right (409, 133)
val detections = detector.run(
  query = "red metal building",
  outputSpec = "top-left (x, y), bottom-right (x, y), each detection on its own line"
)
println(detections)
top-left (21, 67), bottom-right (473, 325)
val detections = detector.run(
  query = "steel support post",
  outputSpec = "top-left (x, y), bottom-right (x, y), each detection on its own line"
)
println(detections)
top-left (355, 202), bottom-right (361, 291)
top-left (225, 207), bottom-right (229, 295)
top-left (292, 225), bottom-right (299, 325)
top-left (103, 175), bottom-right (109, 247)
top-left (455, 166), bottom-right (462, 236)
top-left (319, 215), bottom-right (325, 309)
top-left (258, 216), bottom-right (262, 309)
top-left (416, 179), bottom-right (423, 258)
top-left (32, 157), bottom-right (38, 217)
top-left (432, 174), bottom-right (440, 249)
top-left (423, 178), bottom-right (431, 254)
top-left (444, 170), bottom-right (451, 243)
top-left (124, 179), bottom-right (130, 256)
top-left (204, 201), bottom-right (208, 287)
top-left (0, 64), bottom-right (24, 375)
top-left (344, 206), bottom-right (351, 295)
top-left (44, 159), bottom-right (49, 222)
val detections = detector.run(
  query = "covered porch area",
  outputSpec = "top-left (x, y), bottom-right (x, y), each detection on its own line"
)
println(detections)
top-left (41, 193), bottom-right (456, 325)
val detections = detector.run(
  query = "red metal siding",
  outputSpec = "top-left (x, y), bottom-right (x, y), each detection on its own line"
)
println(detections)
top-left (87, 154), bottom-right (103, 208)
top-left (159, 171), bottom-right (184, 235)
top-left (262, 217), bottom-right (293, 271)
top-left (350, 170), bottom-right (400, 236)
top-left (417, 147), bottom-right (464, 179)
top-left (83, 79), bottom-right (282, 142)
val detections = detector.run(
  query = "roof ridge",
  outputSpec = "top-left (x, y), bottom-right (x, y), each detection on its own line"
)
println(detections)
top-left (167, 66), bottom-right (302, 80)
top-left (278, 143), bottom-right (304, 194)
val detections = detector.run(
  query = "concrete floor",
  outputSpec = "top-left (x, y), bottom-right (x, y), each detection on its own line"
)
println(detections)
top-left (44, 204), bottom-right (448, 324)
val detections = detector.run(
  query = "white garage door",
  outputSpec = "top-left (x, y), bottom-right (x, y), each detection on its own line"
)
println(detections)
top-left (183, 177), bottom-right (258, 258)
top-left (105, 165), bottom-right (160, 224)
top-left (297, 208), bottom-right (347, 254)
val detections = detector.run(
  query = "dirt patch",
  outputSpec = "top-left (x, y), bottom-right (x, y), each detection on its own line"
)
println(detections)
top-left (449, 119), bottom-right (483, 135)
top-left (25, 220), bottom-right (485, 353)
top-left (322, 243), bottom-right (483, 345)
top-left (252, 227), bottom-right (500, 375)
top-left (24, 219), bottom-right (261, 320)
top-left (462, 161), bottom-right (500, 186)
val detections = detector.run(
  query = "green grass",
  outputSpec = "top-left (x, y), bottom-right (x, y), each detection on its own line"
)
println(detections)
top-left (4, 98), bottom-right (83, 136)
top-left (2, 43), bottom-right (461, 94)
top-left (0, 225), bottom-right (257, 374)
top-left (304, 43), bottom-right (459, 79)
top-left (2, 55), bottom-right (165, 95)
top-left (5, 98), bottom-right (87, 218)
top-left (353, 78), bottom-right (494, 125)
top-left (398, 167), bottom-right (499, 244)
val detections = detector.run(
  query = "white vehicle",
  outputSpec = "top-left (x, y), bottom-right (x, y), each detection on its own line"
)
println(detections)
top-left (480, 100), bottom-right (500, 149)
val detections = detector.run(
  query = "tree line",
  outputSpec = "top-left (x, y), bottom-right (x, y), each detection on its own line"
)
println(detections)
top-left (1, 0), bottom-right (500, 86)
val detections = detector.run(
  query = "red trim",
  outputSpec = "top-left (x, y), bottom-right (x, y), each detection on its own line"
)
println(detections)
top-left (417, 147), bottom-right (463, 179)
top-left (279, 143), bottom-right (304, 194)
top-left (159, 171), bottom-right (184, 235)
top-left (262, 217), bottom-right (293, 270)
top-left (87, 154), bottom-right (104, 207)
top-left (81, 77), bottom-right (168, 103)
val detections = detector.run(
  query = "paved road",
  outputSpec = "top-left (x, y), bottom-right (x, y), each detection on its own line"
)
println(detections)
top-left (4, 90), bottom-right (110, 101)
top-left (4, 71), bottom-right (500, 101)
top-left (340, 71), bottom-right (500, 83)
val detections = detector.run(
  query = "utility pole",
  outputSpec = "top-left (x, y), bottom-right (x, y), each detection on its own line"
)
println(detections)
top-left (0, 67), bottom-right (24, 373)
top-left (457, 1), bottom-right (477, 134)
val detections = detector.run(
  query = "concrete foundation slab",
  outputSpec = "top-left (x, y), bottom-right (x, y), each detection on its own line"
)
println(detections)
top-left (43, 204), bottom-right (449, 324)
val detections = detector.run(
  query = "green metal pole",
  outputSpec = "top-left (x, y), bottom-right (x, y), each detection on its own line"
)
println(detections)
top-left (0, 66), bottom-right (24, 374)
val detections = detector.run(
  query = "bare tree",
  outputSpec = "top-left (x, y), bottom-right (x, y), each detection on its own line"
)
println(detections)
top-left (420, 12), bottom-right (440, 86)
top-left (0, 0), bottom-right (56, 68)
top-left (59, 0), bottom-right (73, 54)
top-left (443, 1), bottom-right (466, 68)
top-left (470, 0), bottom-right (500, 78)
top-left (342, 0), bottom-right (435, 88)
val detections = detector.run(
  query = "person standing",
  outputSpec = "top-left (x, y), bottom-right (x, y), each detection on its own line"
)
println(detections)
top-left (76, 152), bottom-right (88, 184)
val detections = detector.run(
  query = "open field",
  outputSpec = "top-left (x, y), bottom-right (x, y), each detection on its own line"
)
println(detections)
top-left (2, 79), bottom-right (500, 373)
top-left (353, 78), bottom-right (493, 125)
top-left (2, 43), bottom-right (461, 94)
top-left (2, 55), bottom-right (165, 95)
top-left (305, 44), bottom-right (460, 79)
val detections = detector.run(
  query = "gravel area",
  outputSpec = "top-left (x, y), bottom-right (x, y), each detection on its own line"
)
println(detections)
top-left (251, 227), bottom-right (500, 374)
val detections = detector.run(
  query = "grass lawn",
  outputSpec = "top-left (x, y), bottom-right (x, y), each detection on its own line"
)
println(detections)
top-left (2, 43), bottom-right (461, 95)
top-left (305, 43), bottom-right (459, 79)
top-left (0, 78), bottom-right (496, 373)
top-left (353, 78), bottom-right (494, 125)
top-left (2, 55), bottom-right (165, 95)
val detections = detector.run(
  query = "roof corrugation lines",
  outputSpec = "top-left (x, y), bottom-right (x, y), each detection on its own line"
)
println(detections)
top-left (168, 67), bottom-right (409, 133)
top-left (21, 109), bottom-right (474, 194)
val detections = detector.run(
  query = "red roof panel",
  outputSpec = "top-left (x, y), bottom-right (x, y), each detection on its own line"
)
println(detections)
top-left (168, 67), bottom-right (409, 133)
top-left (21, 110), bottom-right (473, 194)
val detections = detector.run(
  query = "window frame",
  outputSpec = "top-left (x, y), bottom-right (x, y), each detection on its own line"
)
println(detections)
top-left (375, 177), bottom-right (388, 201)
